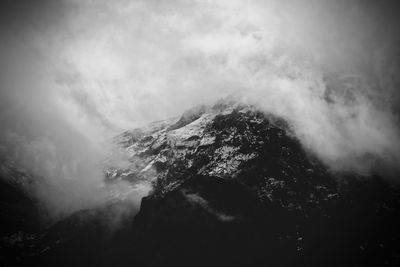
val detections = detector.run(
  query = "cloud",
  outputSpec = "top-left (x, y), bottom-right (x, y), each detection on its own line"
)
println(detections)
top-left (1, 0), bottom-right (400, 218)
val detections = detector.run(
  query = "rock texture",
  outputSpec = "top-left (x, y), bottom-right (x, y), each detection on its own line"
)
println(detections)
top-left (1, 99), bottom-right (400, 266)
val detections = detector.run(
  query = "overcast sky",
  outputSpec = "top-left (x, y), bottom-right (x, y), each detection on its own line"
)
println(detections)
top-left (1, 0), bottom-right (400, 217)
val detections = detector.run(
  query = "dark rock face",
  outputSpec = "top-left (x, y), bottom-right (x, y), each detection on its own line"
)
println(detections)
top-left (128, 104), bottom-right (400, 266)
top-left (2, 102), bottom-right (400, 266)
top-left (0, 163), bottom-right (43, 266)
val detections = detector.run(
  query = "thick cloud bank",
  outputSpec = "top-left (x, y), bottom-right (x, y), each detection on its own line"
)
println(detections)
top-left (1, 0), bottom-right (400, 218)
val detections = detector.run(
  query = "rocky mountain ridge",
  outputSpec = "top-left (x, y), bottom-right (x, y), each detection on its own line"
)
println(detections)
top-left (1, 98), bottom-right (400, 266)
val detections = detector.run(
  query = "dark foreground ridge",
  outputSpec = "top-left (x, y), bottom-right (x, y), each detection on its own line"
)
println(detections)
top-left (1, 100), bottom-right (400, 266)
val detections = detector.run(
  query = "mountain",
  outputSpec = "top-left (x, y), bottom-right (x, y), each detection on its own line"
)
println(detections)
top-left (2, 98), bottom-right (400, 266)
top-left (0, 161), bottom-right (43, 265)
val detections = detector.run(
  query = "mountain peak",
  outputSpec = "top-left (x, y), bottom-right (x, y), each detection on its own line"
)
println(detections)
top-left (2, 98), bottom-right (400, 266)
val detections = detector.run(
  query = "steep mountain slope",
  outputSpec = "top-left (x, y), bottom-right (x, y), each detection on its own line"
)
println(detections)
top-left (2, 99), bottom-right (400, 266)
top-left (0, 161), bottom-right (43, 266)
top-left (113, 100), bottom-right (400, 266)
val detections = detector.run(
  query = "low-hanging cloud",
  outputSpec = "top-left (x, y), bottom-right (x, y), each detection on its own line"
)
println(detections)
top-left (1, 0), bottom-right (400, 218)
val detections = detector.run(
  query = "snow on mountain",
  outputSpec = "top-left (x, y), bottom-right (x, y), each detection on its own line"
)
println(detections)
top-left (1, 98), bottom-right (400, 266)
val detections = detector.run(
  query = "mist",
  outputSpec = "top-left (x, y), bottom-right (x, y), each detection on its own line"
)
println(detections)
top-left (1, 0), bottom-right (400, 218)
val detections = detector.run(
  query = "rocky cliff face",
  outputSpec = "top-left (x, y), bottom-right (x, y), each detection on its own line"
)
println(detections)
top-left (2, 99), bottom-right (400, 266)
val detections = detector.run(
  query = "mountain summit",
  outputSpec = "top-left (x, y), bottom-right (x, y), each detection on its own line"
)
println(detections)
top-left (2, 99), bottom-right (400, 266)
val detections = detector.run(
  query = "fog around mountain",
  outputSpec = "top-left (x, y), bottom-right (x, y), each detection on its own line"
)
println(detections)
top-left (0, 0), bottom-right (399, 218)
